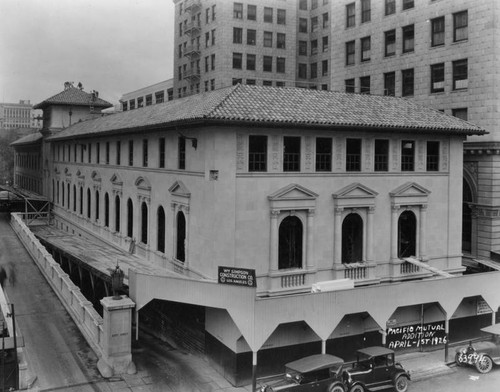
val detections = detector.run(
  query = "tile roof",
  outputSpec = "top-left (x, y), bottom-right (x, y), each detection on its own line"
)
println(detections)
top-left (33, 87), bottom-right (112, 109)
top-left (10, 132), bottom-right (43, 146)
top-left (46, 84), bottom-right (485, 141)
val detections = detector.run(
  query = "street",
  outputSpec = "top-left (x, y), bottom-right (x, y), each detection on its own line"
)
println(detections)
top-left (412, 366), bottom-right (500, 392)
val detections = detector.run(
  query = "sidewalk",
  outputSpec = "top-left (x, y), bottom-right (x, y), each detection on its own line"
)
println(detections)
top-left (398, 348), bottom-right (456, 382)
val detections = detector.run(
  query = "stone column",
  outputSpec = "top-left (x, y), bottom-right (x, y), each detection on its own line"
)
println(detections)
top-left (334, 208), bottom-right (343, 264)
top-left (306, 209), bottom-right (315, 269)
top-left (419, 204), bottom-right (428, 260)
top-left (391, 205), bottom-right (400, 261)
top-left (366, 207), bottom-right (375, 262)
top-left (97, 296), bottom-right (136, 378)
top-left (270, 210), bottom-right (280, 272)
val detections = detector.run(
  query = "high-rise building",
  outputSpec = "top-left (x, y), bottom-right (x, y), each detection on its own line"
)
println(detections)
top-left (0, 100), bottom-right (41, 130)
top-left (120, 79), bottom-right (174, 112)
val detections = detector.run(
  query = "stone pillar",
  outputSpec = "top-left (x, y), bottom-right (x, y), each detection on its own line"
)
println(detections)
top-left (366, 207), bottom-right (375, 262)
top-left (97, 296), bottom-right (136, 378)
top-left (419, 204), bottom-right (427, 260)
top-left (334, 208), bottom-right (343, 264)
top-left (270, 210), bottom-right (280, 272)
top-left (391, 205), bottom-right (400, 261)
top-left (306, 209), bottom-right (315, 269)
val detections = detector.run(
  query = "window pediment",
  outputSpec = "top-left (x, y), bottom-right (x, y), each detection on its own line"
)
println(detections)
top-left (333, 183), bottom-right (377, 209)
top-left (168, 180), bottom-right (190, 199)
top-left (135, 176), bottom-right (151, 191)
top-left (268, 183), bottom-right (317, 211)
top-left (91, 171), bottom-right (101, 182)
top-left (390, 182), bottom-right (430, 206)
top-left (110, 173), bottom-right (123, 186)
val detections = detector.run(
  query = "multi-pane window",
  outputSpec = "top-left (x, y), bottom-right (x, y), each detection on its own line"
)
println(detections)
top-left (452, 108), bottom-right (468, 121)
top-left (312, 0), bottom-right (318, 9)
top-left (385, 30), bottom-right (396, 56)
top-left (346, 139), bottom-right (361, 171)
top-left (145, 94), bottom-right (152, 106)
top-left (316, 138), bottom-right (332, 172)
top-left (277, 33), bottom-right (286, 49)
top-left (247, 29), bottom-right (256, 45)
top-left (298, 63), bottom-right (307, 79)
top-left (234, 2), bottom-right (243, 18)
top-left (143, 139), bottom-right (148, 167)
top-left (311, 17), bottom-right (319, 32)
top-left (248, 4), bottom-right (256, 20)
top-left (299, 0), bottom-right (307, 10)
top-left (454, 11), bottom-right (468, 42)
top-left (233, 78), bottom-right (242, 86)
top-left (178, 137), bottom-right (186, 170)
top-left (248, 135), bottom-right (267, 172)
top-left (263, 56), bottom-right (272, 72)
top-left (105, 142), bottom-right (110, 164)
top-left (401, 141), bottom-right (415, 171)
top-left (384, 72), bottom-right (395, 96)
top-left (263, 80), bottom-right (273, 86)
top-left (345, 79), bottom-right (355, 93)
top-left (247, 54), bottom-right (256, 70)
top-left (137, 97), bottom-right (144, 108)
top-left (431, 17), bottom-right (445, 46)
top-left (361, 36), bottom-right (370, 62)
top-left (322, 60), bottom-right (328, 76)
top-left (264, 7), bottom-right (273, 23)
top-left (122, 102), bottom-right (128, 111)
top-left (453, 59), bottom-right (468, 90)
top-left (88, 143), bottom-right (92, 163)
top-left (96, 142), bottom-right (100, 163)
top-left (159, 138), bottom-right (165, 168)
top-left (264, 31), bottom-right (273, 47)
top-left (311, 63), bottom-right (317, 79)
top-left (299, 18), bottom-right (308, 33)
top-left (431, 63), bottom-right (445, 93)
top-left (277, 57), bottom-right (286, 73)
top-left (375, 140), bottom-right (389, 171)
top-left (385, 0), bottom-right (395, 15)
top-left (277, 9), bottom-right (286, 24)
top-left (233, 52), bottom-right (243, 69)
top-left (211, 29), bottom-right (216, 45)
top-left (360, 76), bottom-right (370, 94)
top-left (402, 0), bottom-right (414, 10)
top-left (283, 137), bottom-right (301, 172)
top-left (323, 13), bottom-right (329, 28)
top-left (233, 27), bottom-right (242, 44)
top-left (211, 54), bottom-right (215, 70)
top-left (299, 41), bottom-right (307, 56)
top-left (402, 25), bottom-right (414, 53)
top-left (322, 36), bottom-right (329, 52)
top-left (128, 140), bottom-right (133, 166)
top-left (426, 141), bottom-right (440, 171)
top-left (346, 3), bottom-right (355, 28)
top-left (402, 68), bottom-right (414, 96)
top-left (246, 79), bottom-right (256, 85)
top-left (311, 39), bottom-right (318, 55)
top-left (361, 0), bottom-right (371, 23)
top-left (346, 41), bottom-right (355, 65)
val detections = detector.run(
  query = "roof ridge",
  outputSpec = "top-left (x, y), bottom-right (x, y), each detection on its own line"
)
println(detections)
top-left (205, 84), bottom-right (242, 118)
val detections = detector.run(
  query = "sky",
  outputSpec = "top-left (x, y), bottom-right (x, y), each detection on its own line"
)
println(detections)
top-left (0, 0), bottom-right (176, 106)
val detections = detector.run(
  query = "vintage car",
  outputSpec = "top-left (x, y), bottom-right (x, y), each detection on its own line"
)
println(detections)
top-left (259, 353), bottom-right (346, 392)
top-left (342, 347), bottom-right (410, 392)
top-left (455, 323), bottom-right (500, 373)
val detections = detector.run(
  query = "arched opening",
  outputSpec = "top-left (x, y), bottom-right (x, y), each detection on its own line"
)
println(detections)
top-left (73, 185), bottom-right (77, 212)
top-left (127, 198), bottom-right (133, 238)
top-left (95, 190), bottom-right (100, 222)
top-left (278, 215), bottom-right (303, 269)
top-left (398, 210), bottom-right (417, 258)
top-left (67, 183), bottom-right (70, 208)
top-left (157, 206), bottom-right (166, 253)
top-left (176, 211), bottom-right (186, 262)
top-left (104, 193), bottom-right (110, 227)
top-left (79, 186), bottom-right (83, 214)
top-left (115, 195), bottom-right (121, 232)
top-left (61, 183), bottom-right (65, 207)
top-left (56, 180), bottom-right (59, 204)
top-left (87, 188), bottom-right (91, 218)
top-left (141, 202), bottom-right (148, 244)
top-left (342, 213), bottom-right (363, 263)
top-left (462, 179), bottom-right (473, 253)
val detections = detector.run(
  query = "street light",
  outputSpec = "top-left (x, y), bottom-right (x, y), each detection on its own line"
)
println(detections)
top-left (111, 261), bottom-right (124, 300)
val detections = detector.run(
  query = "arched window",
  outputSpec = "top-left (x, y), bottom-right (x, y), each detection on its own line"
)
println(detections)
top-left (115, 195), bottom-right (121, 232)
top-left (95, 190), bottom-right (100, 222)
top-left (157, 206), bottom-right (166, 253)
top-left (73, 185), bottom-right (77, 212)
top-left (278, 216), bottom-right (303, 269)
top-left (141, 202), bottom-right (148, 244)
top-left (87, 188), bottom-right (91, 218)
top-left (79, 187), bottom-right (83, 214)
top-left (342, 213), bottom-right (363, 264)
top-left (104, 193), bottom-right (110, 227)
top-left (463, 180), bottom-right (473, 253)
top-left (67, 183), bottom-right (70, 209)
top-left (398, 210), bottom-right (417, 258)
top-left (127, 198), bottom-right (133, 238)
top-left (176, 211), bottom-right (186, 262)
top-left (61, 183), bottom-right (65, 207)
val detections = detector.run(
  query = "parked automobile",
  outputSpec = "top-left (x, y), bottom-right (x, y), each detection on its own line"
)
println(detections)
top-left (342, 347), bottom-right (410, 392)
top-left (259, 353), bottom-right (346, 392)
top-left (455, 323), bottom-right (500, 373)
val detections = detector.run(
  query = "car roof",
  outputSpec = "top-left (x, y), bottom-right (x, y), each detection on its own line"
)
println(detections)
top-left (286, 354), bottom-right (344, 373)
top-left (357, 346), bottom-right (394, 357)
top-left (481, 323), bottom-right (500, 335)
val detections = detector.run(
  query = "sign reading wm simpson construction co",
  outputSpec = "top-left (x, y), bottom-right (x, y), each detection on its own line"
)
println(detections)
top-left (218, 266), bottom-right (256, 287)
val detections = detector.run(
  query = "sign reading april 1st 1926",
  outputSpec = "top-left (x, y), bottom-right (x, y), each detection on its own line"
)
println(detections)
top-left (218, 266), bottom-right (256, 287)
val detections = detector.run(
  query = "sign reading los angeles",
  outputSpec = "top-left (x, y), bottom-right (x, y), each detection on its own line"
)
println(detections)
top-left (218, 266), bottom-right (256, 287)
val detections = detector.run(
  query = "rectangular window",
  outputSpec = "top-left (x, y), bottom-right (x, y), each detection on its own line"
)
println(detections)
top-left (299, 0), bottom-right (307, 10)
top-left (311, 39), bottom-right (318, 55)
top-left (431, 17), bottom-right (445, 46)
top-left (178, 44), bottom-right (182, 58)
top-left (212, 5), bottom-right (216, 20)
top-left (454, 11), bottom-right (468, 42)
top-left (264, 31), bottom-right (273, 47)
top-left (206, 8), bottom-right (209, 23)
top-left (129, 99), bottom-right (135, 110)
top-left (122, 101), bottom-right (128, 111)
top-left (385, 30), bottom-right (396, 56)
top-left (401, 141), bottom-right (415, 171)
top-left (263, 80), bottom-right (273, 86)
top-left (299, 18), bottom-right (308, 33)
top-left (96, 142), bottom-right (100, 163)
top-left (426, 141), bottom-right (440, 171)
top-left (322, 36), bottom-right (329, 52)
top-left (233, 27), bottom-right (243, 44)
top-left (316, 138), bottom-right (332, 171)
top-left (346, 3), bottom-right (355, 28)
top-left (452, 108), bottom-right (468, 121)
top-left (323, 13), bottom-right (329, 28)
top-left (375, 140), bottom-right (389, 171)
top-left (311, 63), bottom-right (317, 79)
top-left (346, 138), bottom-right (361, 172)
top-left (361, 0), bottom-right (371, 23)
top-left (361, 36), bottom-right (371, 62)
top-left (277, 9), bottom-right (286, 25)
top-left (88, 143), bottom-right (92, 163)
top-left (322, 60), bottom-right (328, 76)
top-left (431, 63), bottom-right (445, 93)
top-left (360, 76), bottom-right (370, 94)
top-left (232, 78), bottom-right (242, 86)
top-left (345, 79), bottom-right (355, 93)
top-left (105, 142), bottom-right (110, 164)
top-left (384, 72), bottom-right (395, 96)
top-left (283, 137), bottom-right (301, 172)
top-left (116, 141), bottom-right (121, 165)
top-left (211, 29), bottom-right (215, 45)
top-left (142, 139), bottom-right (148, 167)
top-left (247, 29), bottom-right (256, 45)
top-left (249, 135), bottom-right (267, 172)
top-left (264, 7), bottom-right (273, 23)
top-left (346, 40), bottom-right (355, 65)
top-left (298, 63), bottom-right (307, 79)
top-left (263, 56), bottom-right (272, 72)
top-left (128, 140), bottom-right (133, 166)
top-left (205, 56), bottom-right (209, 72)
top-left (402, 0), bottom-right (414, 10)
top-left (299, 41), bottom-right (307, 56)
top-left (277, 57), bottom-right (286, 73)
top-left (211, 54), bottom-right (215, 70)
top-left (145, 94), bottom-right (152, 106)
top-left (205, 32), bottom-right (210, 47)
top-left (137, 97), bottom-right (143, 108)
top-left (211, 79), bottom-right (215, 90)
top-left (178, 136), bottom-right (186, 170)
top-left (402, 24), bottom-right (414, 53)
top-left (311, 17), bottom-right (319, 32)
top-left (385, 0), bottom-right (395, 15)
top-left (246, 79), bottom-right (256, 85)
top-left (247, 54), bottom-right (256, 70)
top-left (402, 68), bottom-right (414, 96)
top-left (234, 2), bottom-right (243, 19)
top-left (248, 4), bottom-right (256, 20)
top-left (453, 59), bottom-right (468, 90)
top-left (312, 0), bottom-right (318, 9)
top-left (277, 33), bottom-right (286, 49)
top-left (233, 53), bottom-right (243, 69)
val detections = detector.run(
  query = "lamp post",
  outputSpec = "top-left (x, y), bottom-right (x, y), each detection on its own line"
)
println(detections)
top-left (111, 262), bottom-right (124, 300)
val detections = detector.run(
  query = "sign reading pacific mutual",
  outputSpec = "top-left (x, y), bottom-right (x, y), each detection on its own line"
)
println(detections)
top-left (218, 266), bottom-right (256, 288)
top-left (386, 321), bottom-right (447, 349)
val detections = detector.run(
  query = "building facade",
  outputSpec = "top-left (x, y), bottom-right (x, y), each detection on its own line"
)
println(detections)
top-left (120, 79), bottom-right (174, 112)
top-left (0, 100), bottom-right (42, 130)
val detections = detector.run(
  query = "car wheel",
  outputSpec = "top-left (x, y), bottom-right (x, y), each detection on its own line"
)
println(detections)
top-left (475, 355), bottom-right (493, 374)
top-left (328, 383), bottom-right (345, 392)
top-left (394, 375), bottom-right (409, 392)
top-left (349, 384), bottom-right (364, 392)
top-left (455, 353), bottom-right (466, 367)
